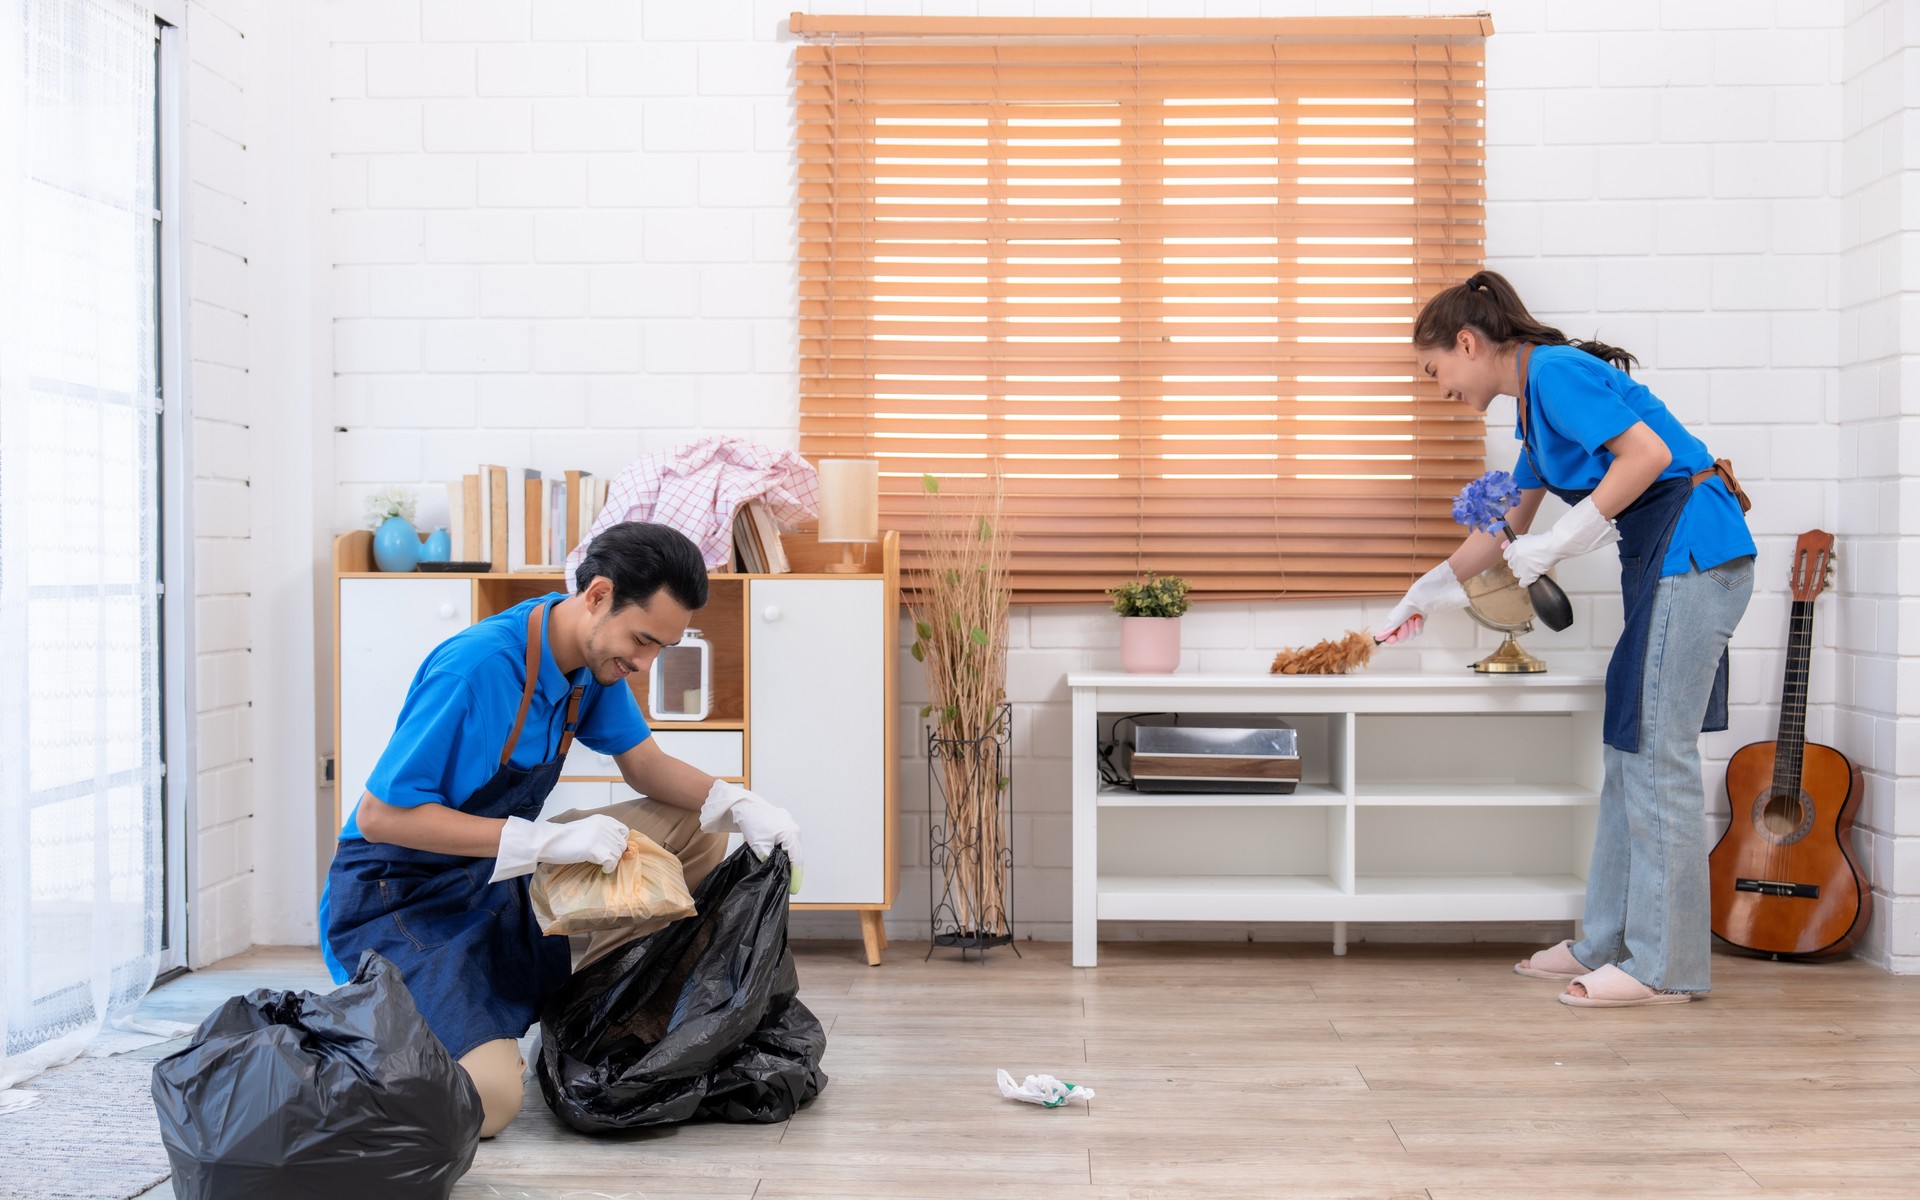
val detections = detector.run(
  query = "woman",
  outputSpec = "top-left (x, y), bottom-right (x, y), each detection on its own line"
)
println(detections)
top-left (1378, 271), bottom-right (1756, 1007)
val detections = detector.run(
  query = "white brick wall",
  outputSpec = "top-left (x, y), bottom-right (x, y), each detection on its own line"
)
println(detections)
top-left (289, 0), bottom-right (1920, 961)
top-left (185, 0), bottom-right (255, 966)
top-left (1840, 0), bottom-right (1920, 970)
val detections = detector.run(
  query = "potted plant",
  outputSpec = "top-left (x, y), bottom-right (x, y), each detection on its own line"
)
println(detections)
top-left (1108, 571), bottom-right (1190, 674)
top-left (909, 473), bottom-right (1015, 952)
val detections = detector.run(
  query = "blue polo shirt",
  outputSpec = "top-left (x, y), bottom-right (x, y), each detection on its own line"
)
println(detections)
top-left (339, 593), bottom-right (650, 840)
top-left (1511, 344), bottom-right (1755, 576)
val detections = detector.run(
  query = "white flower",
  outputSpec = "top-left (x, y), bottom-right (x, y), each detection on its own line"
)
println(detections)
top-left (365, 485), bottom-right (417, 529)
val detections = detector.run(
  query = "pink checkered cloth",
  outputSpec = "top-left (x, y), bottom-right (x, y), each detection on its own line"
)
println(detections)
top-left (564, 437), bottom-right (821, 587)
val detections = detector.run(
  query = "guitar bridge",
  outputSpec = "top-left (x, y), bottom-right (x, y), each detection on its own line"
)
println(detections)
top-left (1734, 878), bottom-right (1820, 899)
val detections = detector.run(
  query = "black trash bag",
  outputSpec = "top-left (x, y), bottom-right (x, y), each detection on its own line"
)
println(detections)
top-left (537, 845), bottom-right (827, 1131)
top-left (151, 950), bottom-right (482, 1200)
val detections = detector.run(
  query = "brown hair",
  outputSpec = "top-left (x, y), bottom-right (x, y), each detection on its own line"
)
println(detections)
top-left (1411, 270), bottom-right (1639, 373)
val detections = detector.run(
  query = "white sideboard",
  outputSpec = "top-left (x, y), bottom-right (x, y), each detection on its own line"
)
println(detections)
top-left (332, 529), bottom-right (901, 963)
top-left (1068, 671), bottom-right (1606, 967)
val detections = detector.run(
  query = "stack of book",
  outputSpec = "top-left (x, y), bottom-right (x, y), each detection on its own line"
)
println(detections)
top-left (442, 467), bottom-right (612, 571)
top-left (731, 500), bottom-right (789, 574)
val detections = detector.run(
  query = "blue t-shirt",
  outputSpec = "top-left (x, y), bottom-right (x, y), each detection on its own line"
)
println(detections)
top-left (338, 593), bottom-right (650, 840)
top-left (1510, 344), bottom-right (1755, 576)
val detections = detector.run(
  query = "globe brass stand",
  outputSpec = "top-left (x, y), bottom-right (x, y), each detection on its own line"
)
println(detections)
top-left (1463, 561), bottom-right (1549, 674)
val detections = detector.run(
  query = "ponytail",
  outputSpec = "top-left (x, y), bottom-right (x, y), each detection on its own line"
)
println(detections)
top-left (1412, 270), bottom-right (1639, 373)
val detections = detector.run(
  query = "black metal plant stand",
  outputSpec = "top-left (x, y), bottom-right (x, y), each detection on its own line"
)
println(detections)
top-left (926, 703), bottom-right (1018, 961)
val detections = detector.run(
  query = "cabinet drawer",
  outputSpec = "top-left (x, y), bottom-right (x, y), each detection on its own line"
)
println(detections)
top-left (565, 730), bottom-right (744, 780)
top-left (655, 730), bottom-right (745, 778)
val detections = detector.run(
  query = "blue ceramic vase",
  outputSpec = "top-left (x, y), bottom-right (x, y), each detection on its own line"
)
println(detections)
top-left (373, 516), bottom-right (421, 572)
top-left (420, 526), bottom-right (452, 563)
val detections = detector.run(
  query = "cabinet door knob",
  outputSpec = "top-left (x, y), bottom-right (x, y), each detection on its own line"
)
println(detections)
top-left (438, 603), bottom-right (456, 620)
top-left (763, 605), bottom-right (781, 622)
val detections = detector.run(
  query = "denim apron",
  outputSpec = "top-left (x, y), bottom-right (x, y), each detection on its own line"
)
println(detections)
top-left (325, 601), bottom-right (584, 1060)
top-left (1516, 346), bottom-right (1730, 755)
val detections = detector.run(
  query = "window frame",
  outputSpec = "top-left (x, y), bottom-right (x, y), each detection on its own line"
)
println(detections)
top-left (154, 3), bottom-right (196, 975)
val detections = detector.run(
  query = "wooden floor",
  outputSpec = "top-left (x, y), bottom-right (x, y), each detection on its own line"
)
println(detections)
top-left (131, 939), bottom-right (1920, 1200)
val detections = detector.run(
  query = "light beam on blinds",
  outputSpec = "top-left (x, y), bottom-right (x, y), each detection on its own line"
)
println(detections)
top-left (791, 15), bottom-right (1492, 602)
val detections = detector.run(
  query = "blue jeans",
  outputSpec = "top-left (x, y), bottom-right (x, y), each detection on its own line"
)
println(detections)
top-left (1571, 556), bottom-right (1754, 993)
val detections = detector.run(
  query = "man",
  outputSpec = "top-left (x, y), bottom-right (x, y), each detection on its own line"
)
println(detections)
top-left (320, 521), bottom-right (802, 1137)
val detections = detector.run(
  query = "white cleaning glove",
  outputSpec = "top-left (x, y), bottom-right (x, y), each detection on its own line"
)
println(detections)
top-left (700, 780), bottom-right (804, 894)
top-left (1377, 562), bottom-right (1471, 642)
top-left (489, 813), bottom-right (629, 884)
top-left (1502, 497), bottom-right (1619, 586)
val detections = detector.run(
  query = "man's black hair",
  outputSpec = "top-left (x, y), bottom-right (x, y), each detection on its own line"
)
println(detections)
top-left (573, 521), bottom-right (708, 613)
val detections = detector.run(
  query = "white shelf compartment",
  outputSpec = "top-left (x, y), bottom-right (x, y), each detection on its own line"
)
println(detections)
top-left (1354, 804), bottom-right (1594, 912)
top-left (1097, 803), bottom-right (1345, 877)
top-left (1353, 710), bottom-right (1599, 794)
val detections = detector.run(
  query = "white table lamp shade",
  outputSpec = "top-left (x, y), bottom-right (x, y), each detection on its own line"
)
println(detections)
top-left (817, 459), bottom-right (880, 544)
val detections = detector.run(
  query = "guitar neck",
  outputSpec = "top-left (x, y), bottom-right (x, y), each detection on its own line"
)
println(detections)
top-left (1772, 597), bottom-right (1814, 793)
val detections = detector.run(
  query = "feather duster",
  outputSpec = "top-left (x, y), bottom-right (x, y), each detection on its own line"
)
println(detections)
top-left (1269, 630), bottom-right (1376, 675)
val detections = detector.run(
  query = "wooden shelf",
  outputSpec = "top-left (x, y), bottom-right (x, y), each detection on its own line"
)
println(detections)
top-left (1097, 783), bottom-right (1343, 807)
top-left (1351, 783), bottom-right (1601, 807)
top-left (1347, 874), bottom-right (1588, 922)
top-left (1097, 874), bottom-right (1344, 921)
top-left (1093, 872), bottom-right (1589, 923)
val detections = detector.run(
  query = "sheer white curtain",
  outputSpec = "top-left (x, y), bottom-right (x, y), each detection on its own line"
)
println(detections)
top-left (0, 0), bottom-right (166, 1098)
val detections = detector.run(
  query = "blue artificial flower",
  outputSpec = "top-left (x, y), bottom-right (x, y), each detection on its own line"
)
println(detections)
top-left (1452, 470), bottom-right (1522, 536)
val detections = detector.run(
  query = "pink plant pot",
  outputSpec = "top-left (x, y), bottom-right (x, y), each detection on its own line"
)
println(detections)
top-left (1119, 616), bottom-right (1181, 674)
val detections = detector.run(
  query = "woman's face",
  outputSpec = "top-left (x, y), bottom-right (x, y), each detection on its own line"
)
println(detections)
top-left (1415, 329), bottom-right (1502, 413)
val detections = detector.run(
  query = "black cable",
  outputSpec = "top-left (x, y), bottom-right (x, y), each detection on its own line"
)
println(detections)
top-left (1097, 711), bottom-right (1176, 789)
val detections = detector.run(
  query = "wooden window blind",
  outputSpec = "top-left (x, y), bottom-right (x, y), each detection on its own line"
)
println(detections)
top-left (792, 14), bottom-right (1493, 603)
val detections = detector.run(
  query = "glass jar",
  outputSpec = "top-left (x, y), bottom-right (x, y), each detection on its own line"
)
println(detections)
top-left (648, 628), bottom-right (711, 721)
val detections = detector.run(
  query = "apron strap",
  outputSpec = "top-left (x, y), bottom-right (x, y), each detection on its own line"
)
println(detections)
top-left (556, 686), bottom-right (584, 758)
top-left (499, 603), bottom-right (548, 766)
top-left (1690, 458), bottom-right (1752, 514)
top-left (1514, 344), bottom-right (1545, 491)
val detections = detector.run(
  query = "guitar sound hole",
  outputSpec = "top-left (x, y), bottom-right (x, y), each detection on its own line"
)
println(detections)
top-left (1751, 790), bottom-right (1816, 845)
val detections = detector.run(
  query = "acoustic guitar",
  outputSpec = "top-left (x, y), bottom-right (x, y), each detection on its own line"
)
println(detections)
top-left (1708, 529), bottom-right (1870, 959)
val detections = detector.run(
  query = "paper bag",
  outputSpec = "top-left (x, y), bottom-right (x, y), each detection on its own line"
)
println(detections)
top-left (529, 829), bottom-right (695, 936)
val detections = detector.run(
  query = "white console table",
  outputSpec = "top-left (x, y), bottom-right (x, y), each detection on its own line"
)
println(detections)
top-left (1069, 671), bottom-right (1606, 967)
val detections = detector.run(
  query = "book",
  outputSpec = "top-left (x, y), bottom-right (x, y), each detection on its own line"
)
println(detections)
top-left (462, 472), bottom-right (484, 567)
top-left (485, 464), bottom-right (509, 569)
top-left (548, 477), bottom-right (568, 567)
top-left (445, 479), bottom-right (466, 560)
top-left (732, 505), bottom-right (765, 573)
top-left (513, 468), bottom-right (543, 568)
top-left (564, 469), bottom-right (593, 554)
top-left (743, 499), bottom-right (790, 574)
top-left (534, 475), bottom-right (551, 567)
top-left (577, 475), bottom-right (609, 551)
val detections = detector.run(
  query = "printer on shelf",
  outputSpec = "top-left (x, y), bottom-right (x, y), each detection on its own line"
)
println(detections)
top-left (1117, 714), bottom-right (1301, 794)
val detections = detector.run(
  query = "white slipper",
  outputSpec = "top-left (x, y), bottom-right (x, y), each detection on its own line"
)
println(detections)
top-left (1513, 938), bottom-right (1586, 981)
top-left (1559, 963), bottom-right (1693, 1008)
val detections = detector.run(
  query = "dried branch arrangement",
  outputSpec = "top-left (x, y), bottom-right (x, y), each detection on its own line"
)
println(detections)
top-left (909, 474), bottom-right (1012, 938)
top-left (1269, 630), bottom-right (1376, 675)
